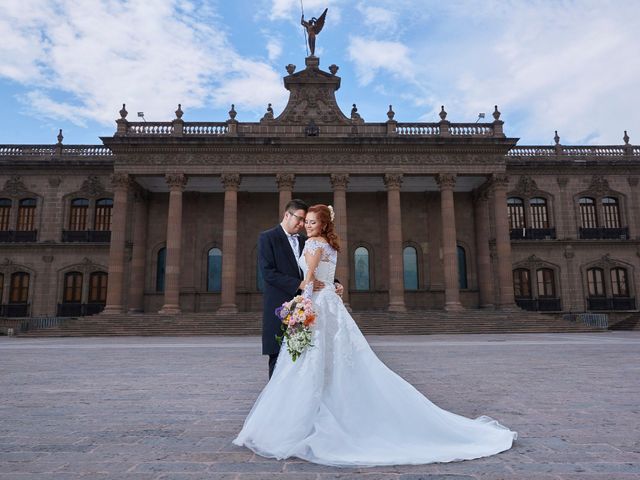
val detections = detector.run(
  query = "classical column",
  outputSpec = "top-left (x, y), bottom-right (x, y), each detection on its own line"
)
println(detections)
top-left (437, 173), bottom-right (463, 311)
top-left (331, 173), bottom-right (350, 307)
top-left (474, 189), bottom-right (494, 308)
top-left (276, 173), bottom-right (295, 214)
top-left (159, 173), bottom-right (187, 314)
top-left (384, 173), bottom-right (406, 312)
top-left (628, 177), bottom-right (640, 239)
top-left (218, 173), bottom-right (240, 314)
top-left (492, 173), bottom-right (517, 309)
top-left (103, 173), bottom-right (130, 314)
top-left (128, 187), bottom-right (148, 313)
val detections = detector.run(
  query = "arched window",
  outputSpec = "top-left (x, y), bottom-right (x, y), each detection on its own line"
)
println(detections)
top-left (94, 198), bottom-right (113, 231)
top-left (9, 272), bottom-right (29, 304)
top-left (156, 247), bottom-right (166, 293)
top-left (507, 197), bottom-right (525, 229)
top-left (207, 248), bottom-right (222, 292)
top-left (513, 268), bottom-right (531, 298)
top-left (17, 198), bottom-right (36, 231)
top-left (70, 198), bottom-right (89, 230)
top-left (0, 198), bottom-right (11, 231)
top-left (610, 268), bottom-right (629, 297)
top-left (536, 268), bottom-right (556, 297)
top-left (587, 268), bottom-right (605, 297)
top-left (579, 197), bottom-right (597, 228)
top-left (354, 247), bottom-right (370, 291)
top-left (403, 246), bottom-right (418, 290)
top-left (529, 197), bottom-right (549, 229)
top-left (457, 246), bottom-right (467, 289)
top-left (89, 272), bottom-right (108, 303)
top-left (63, 272), bottom-right (83, 303)
top-left (602, 197), bottom-right (620, 229)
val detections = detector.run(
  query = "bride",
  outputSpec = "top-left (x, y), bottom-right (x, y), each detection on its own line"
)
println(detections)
top-left (233, 204), bottom-right (517, 466)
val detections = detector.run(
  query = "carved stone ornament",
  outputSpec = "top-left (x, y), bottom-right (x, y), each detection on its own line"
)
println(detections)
top-left (556, 176), bottom-right (569, 188)
top-left (110, 172), bottom-right (130, 190)
top-left (221, 173), bottom-right (241, 190)
top-left (42, 255), bottom-right (54, 263)
top-left (79, 176), bottom-right (106, 197)
top-left (587, 175), bottom-right (611, 195)
top-left (627, 177), bottom-right (639, 187)
top-left (521, 254), bottom-right (546, 269)
top-left (514, 176), bottom-right (539, 196)
top-left (563, 245), bottom-right (574, 259)
top-left (275, 173), bottom-right (295, 190)
top-left (3, 176), bottom-right (28, 196)
top-left (490, 173), bottom-right (509, 190)
top-left (384, 173), bottom-right (403, 189)
top-left (436, 173), bottom-right (456, 190)
top-left (165, 172), bottom-right (188, 190)
top-left (1, 258), bottom-right (13, 266)
top-left (48, 176), bottom-right (62, 188)
top-left (330, 173), bottom-right (350, 190)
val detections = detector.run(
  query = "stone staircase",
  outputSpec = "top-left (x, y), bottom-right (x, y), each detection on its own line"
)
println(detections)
top-left (609, 312), bottom-right (640, 331)
top-left (15, 309), bottom-right (602, 337)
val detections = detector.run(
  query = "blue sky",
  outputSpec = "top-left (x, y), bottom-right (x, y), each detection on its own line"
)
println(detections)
top-left (1, 0), bottom-right (638, 146)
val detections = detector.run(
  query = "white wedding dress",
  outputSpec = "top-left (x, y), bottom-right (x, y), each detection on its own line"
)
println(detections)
top-left (233, 239), bottom-right (517, 466)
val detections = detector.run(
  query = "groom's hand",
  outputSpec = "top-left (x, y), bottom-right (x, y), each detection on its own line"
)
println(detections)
top-left (334, 283), bottom-right (344, 298)
top-left (312, 280), bottom-right (325, 291)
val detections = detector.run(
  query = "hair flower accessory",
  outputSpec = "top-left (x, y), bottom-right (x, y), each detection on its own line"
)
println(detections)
top-left (327, 205), bottom-right (335, 221)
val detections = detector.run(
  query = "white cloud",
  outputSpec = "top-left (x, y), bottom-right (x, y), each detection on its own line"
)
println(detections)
top-left (347, 36), bottom-right (415, 86)
top-left (355, 3), bottom-right (399, 34)
top-left (0, 0), bottom-right (285, 126)
top-left (269, 0), bottom-right (343, 24)
top-left (266, 37), bottom-right (283, 61)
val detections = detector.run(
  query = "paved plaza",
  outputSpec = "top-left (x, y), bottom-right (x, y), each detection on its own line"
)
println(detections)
top-left (0, 332), bottom-right (639, 480)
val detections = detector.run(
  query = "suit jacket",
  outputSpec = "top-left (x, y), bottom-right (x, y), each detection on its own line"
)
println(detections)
top-left (258, 225), bottom-right (305, 355)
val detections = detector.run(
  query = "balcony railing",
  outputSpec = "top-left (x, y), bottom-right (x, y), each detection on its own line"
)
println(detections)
top-left (510, 228), bottom-right (556, 240)
top-left (57, 302), bottom-right (105, 317)
top-left (579, 227), bottom-right (629, 240)
top-left (516, 297), bottom-right (562, 312)
top-left (0, 230), bottom-right (38, 242)
top-left (62, 230), bottom-right (111, 242)
top-left (0, 304), bottom-right (30, 317)
top-left (587, 297), bottom-right (636, 311)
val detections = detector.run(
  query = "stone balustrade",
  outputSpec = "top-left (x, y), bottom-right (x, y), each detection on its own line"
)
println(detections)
top-left (508, 146), bottom-right (638, 157)
top-left (0, 145), bottom-right (112, 157)
top-left (396, 124), bottom-right (440, 135)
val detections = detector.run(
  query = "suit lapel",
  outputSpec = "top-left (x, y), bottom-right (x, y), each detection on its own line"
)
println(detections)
top-left (276, 226), bottom-right (301, 277)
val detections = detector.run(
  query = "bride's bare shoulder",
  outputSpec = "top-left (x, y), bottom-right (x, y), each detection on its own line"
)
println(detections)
top-left (306, 236), bottom-right (328, 244)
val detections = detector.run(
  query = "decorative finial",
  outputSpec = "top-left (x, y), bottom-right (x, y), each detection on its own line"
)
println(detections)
top-left (267, 103), bottom-right (273, 115)
top-left (228, 104), bottom-right (237, 120)
top-left (554, 130), bottom-right (560, 145)
top-left (624, 130), bottom-right (630, 145)
top-left (351, 104), bottom-right (358, 117)
top-left (329, 64), bottom-right (339, 75)
top-left (262, 103), bottom-right (274, 121)
top-left (175, 104), bottom-right (183, 119)
top-left (56, 129), bottom-right (63, 145)
top-left (286, 64), bottom-right (296, 75)
top-left (439, 105), bottom-right (447, 121)
top-left (493, 105), bottom-right (501, 121)
top-left (119, 103), bottom-right (128, 119)
top-left (387, 105), bottom-right (395, 121)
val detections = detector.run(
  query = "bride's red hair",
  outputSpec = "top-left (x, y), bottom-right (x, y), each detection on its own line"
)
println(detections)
top-left (308, 204), bottom-right (340, 252)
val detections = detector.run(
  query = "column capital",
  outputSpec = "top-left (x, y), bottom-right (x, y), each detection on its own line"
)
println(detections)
top-left (490, 173), bottom-right (510, 190)
top-left (383, 173), bottom-right (403, 190)
top-left (110, 172), bottom-right (131, 190)
top-left (330, 173), bottom-right (350, 190)
top-left (436, 173), bottom-right (456, 190)
top-left (276, 173), bottom-right (295, 191)
top-left (165, 172), bottom-right (187, 190)
top-left (221, 173), bottom-right (241, 191)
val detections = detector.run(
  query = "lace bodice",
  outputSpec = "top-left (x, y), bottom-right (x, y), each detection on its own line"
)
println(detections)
top-left (299, 238), bottom-right (337, 285)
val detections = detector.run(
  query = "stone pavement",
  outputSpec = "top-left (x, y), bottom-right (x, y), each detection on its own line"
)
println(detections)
top-left (0, 333), bottom-right (639, 480)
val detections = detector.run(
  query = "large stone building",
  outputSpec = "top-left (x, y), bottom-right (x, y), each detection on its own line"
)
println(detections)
top-left (1, 55), bottom-right (639, 322)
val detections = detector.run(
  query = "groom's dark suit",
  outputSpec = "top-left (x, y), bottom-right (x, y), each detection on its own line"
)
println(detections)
top-left (258, 225), bottom-right (305, 360)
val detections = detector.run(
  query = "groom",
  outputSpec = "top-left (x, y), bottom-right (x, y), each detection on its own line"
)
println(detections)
top-left (258, 199), bottom-right (342, 378)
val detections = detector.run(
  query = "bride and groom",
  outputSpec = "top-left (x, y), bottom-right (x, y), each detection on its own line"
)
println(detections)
top-left (233, 199), bottom-right (517, 466)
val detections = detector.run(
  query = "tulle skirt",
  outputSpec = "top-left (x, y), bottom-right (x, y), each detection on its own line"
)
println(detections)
top-left (233, 287), bottom-right (517, 467)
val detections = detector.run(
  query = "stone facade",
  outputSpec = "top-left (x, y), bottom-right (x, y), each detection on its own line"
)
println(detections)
top-left (1, 56), bottom-right (639, 318)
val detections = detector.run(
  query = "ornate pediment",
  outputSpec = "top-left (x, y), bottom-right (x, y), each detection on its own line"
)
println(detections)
top-left (79, 176), bottom-right (107, 197)
top-left (588, 175), bottom-right (611, 195)
top-left (275, 57), bottom-right (351, 126)
top-left (513, 176), bottom-right (539, 196)
top-left (2, 175), bottom-right (28, 196)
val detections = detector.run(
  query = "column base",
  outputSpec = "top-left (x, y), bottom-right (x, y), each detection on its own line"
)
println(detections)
top-left (101, 305), bottom-right (124, 315)
top-left (444, 302), bottom-right (465, 312)
top-left (158, 305), bottom-right (181, 315)
top-left (127, 308), bottom-right (144, 314)
top-left (388, 302), bottom-right (406, 313)
top-left (217, 304), bottom-right (238, 315)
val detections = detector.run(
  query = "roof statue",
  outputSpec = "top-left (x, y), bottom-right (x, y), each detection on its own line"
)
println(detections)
top-left (301, 8), bottom-right (327, 57)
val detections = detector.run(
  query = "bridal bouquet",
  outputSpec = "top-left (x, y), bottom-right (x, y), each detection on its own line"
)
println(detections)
top-left (275, 295), bottom-right (316, 361)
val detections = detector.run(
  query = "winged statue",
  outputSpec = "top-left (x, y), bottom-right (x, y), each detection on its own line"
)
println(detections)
top-left (301, 8), bottom-right (328, 57)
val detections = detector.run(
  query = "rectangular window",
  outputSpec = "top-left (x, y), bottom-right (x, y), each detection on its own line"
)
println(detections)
top-left (94, 203), bottom-right (112, 231)
top-left (0, 201), bottom-right (10, 231)
top-left (530, 204), bottom-right (549, 229)
top-left (63, 273), bottom-right (83, 303)
top-left (508, 203), bottom-right (525, 229)
top-left (587, 269), bottom-right (605, 297)
top-left (10, 273), bottom-right (29, 303)
top-left (536, 269), bottom-right (555, 297)
top-left (89, 273), bottom-right (108, 303)
top-left (611, 269), bottom-right (629, 297)
top-left (513, 269), bottom-right (531, 298)
top-left (603, 203), bottom-right (620, 228)
top-left (69, 205), bottom-right (88, 230)
top-left (17, 204), bottom-right (35, 231)
top-left (580, 202), bottom-right (597, 228)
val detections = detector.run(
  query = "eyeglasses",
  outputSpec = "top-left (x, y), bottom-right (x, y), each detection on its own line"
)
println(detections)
top-left (288, 211), bottom-right (306, 223)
